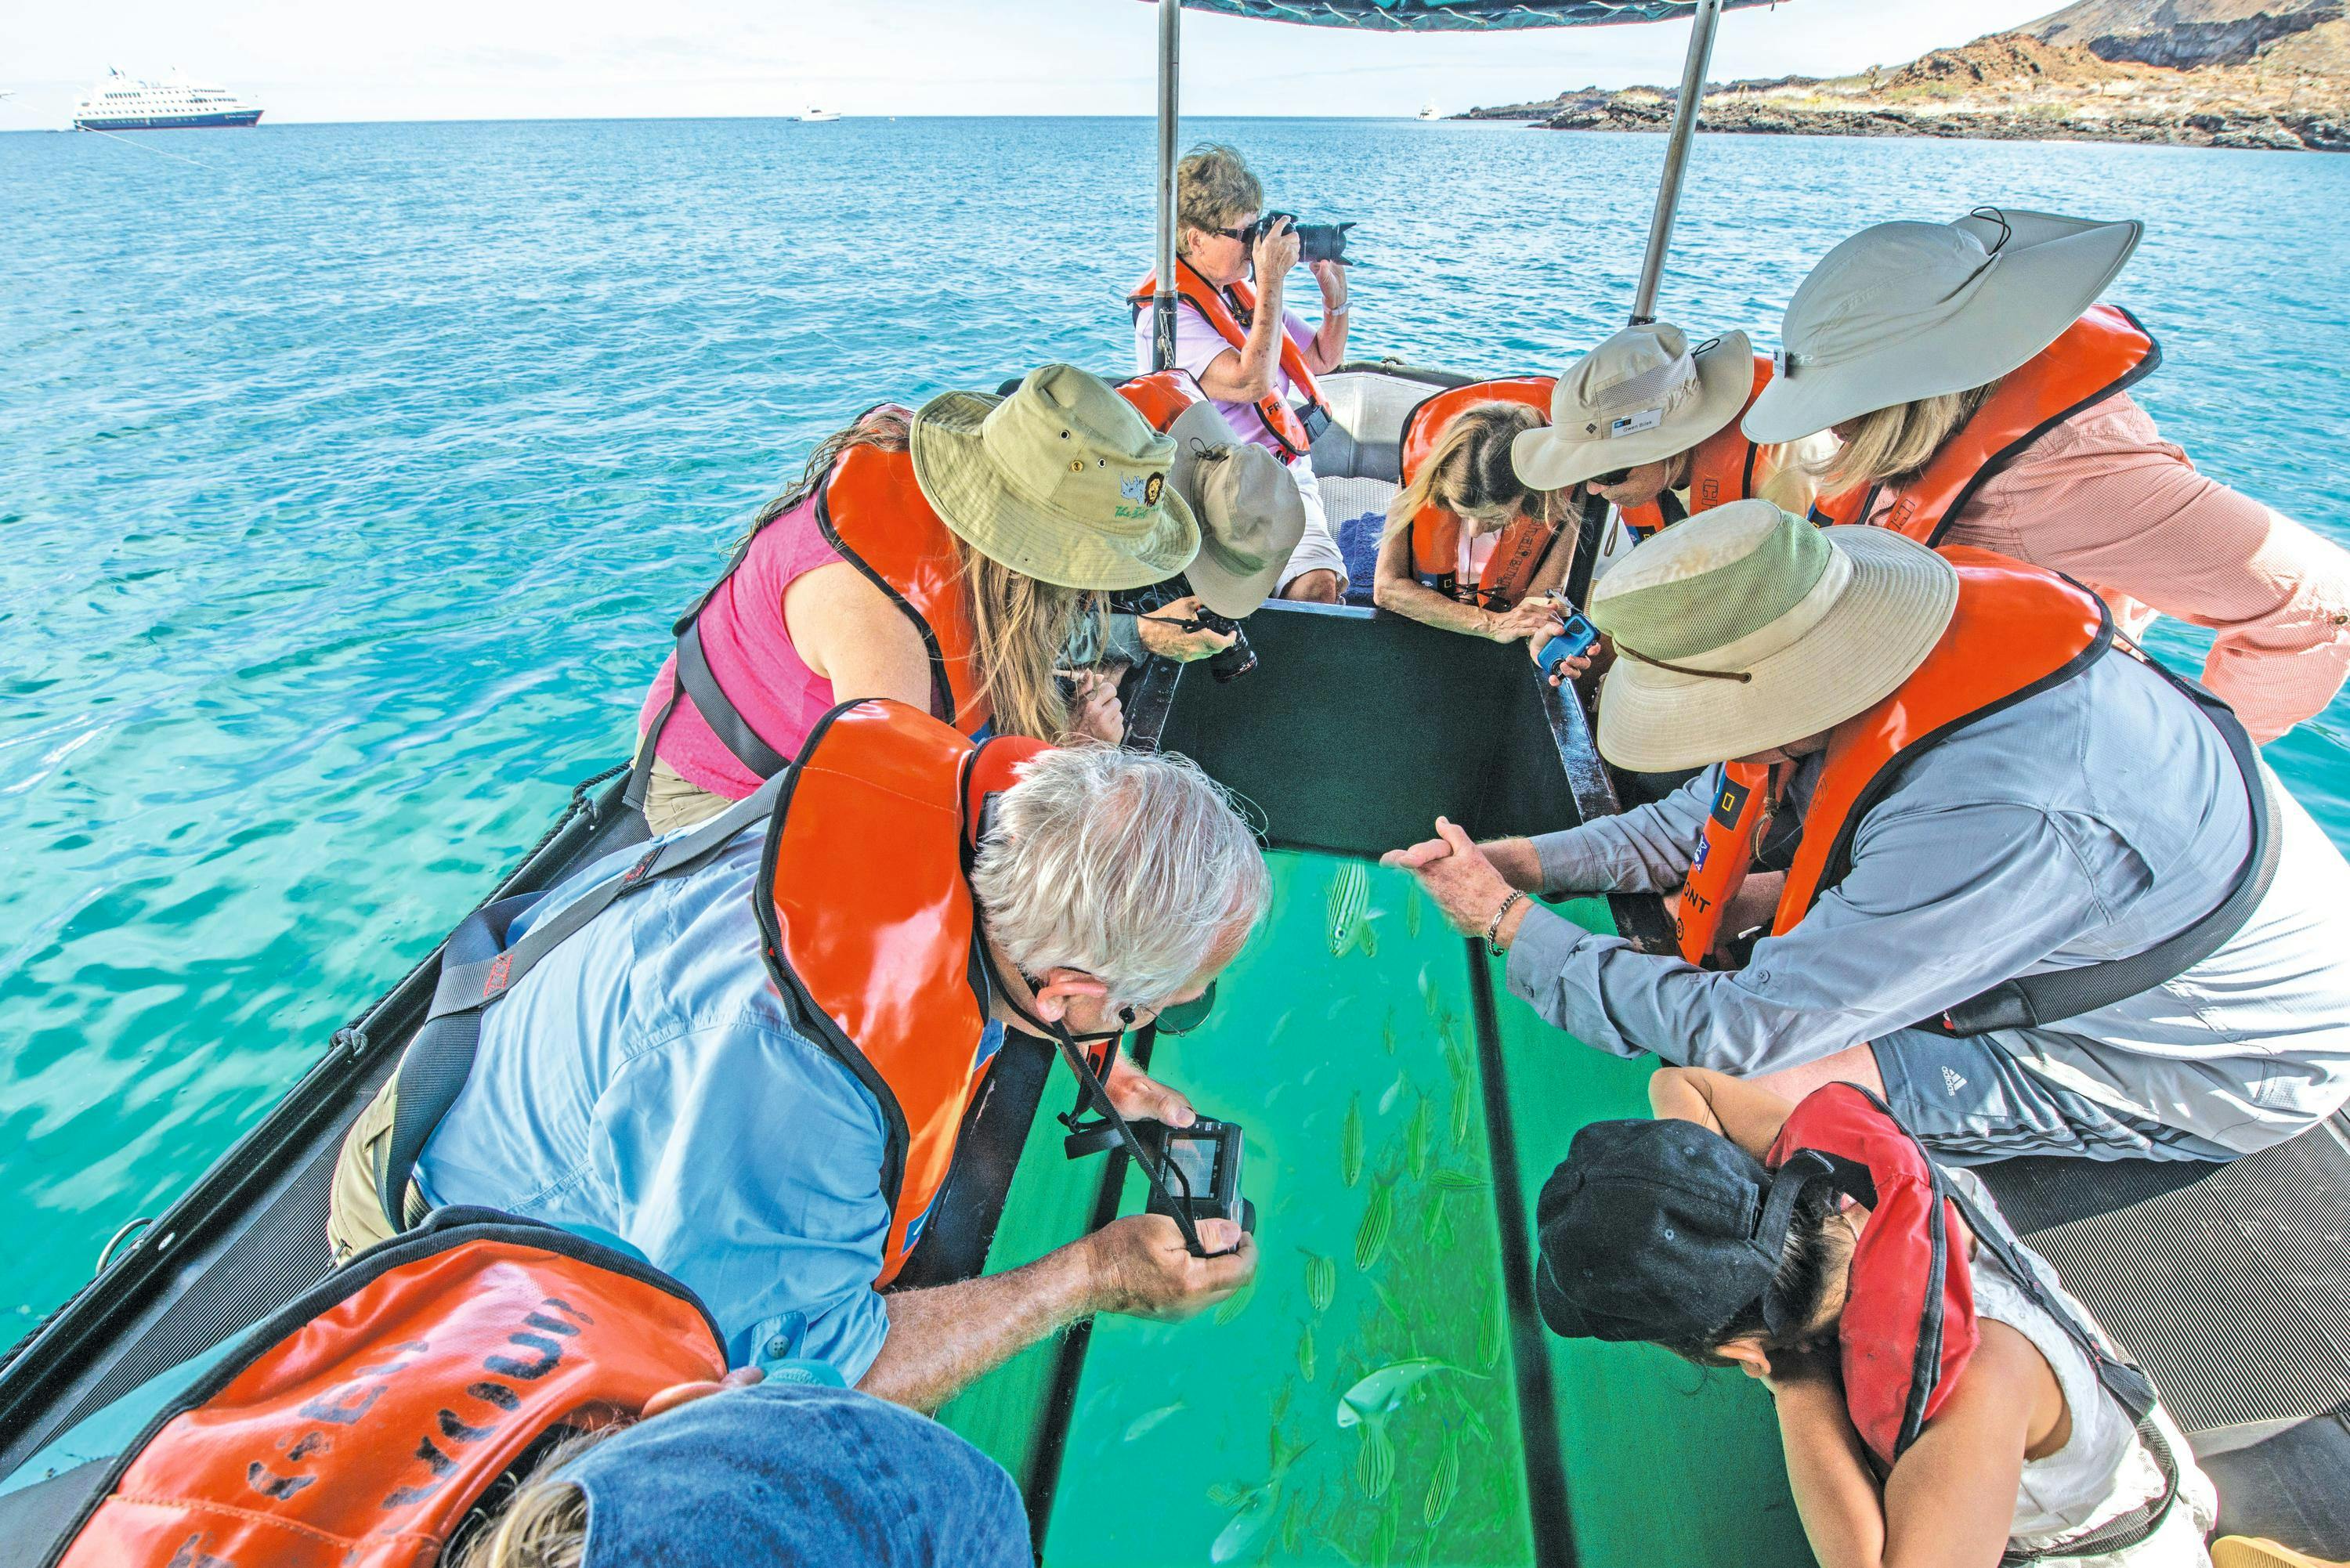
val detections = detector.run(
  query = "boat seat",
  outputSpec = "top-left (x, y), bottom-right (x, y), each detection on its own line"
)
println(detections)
top-left (1314, 473), bottom-right (1396, 605)
top-left (1979, 1115), bottom-right (2350, 1436)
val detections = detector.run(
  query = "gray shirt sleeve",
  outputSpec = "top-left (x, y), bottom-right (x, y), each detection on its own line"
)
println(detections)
top-left (1529, 768), bottom-right (1718, 895)
top-left (1504, 798), bottom-right (2144, 1074)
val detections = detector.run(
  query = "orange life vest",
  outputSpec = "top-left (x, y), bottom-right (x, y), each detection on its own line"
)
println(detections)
top-left (1397, 376), bottom-right (1563, 611)
top-left (631, 421), bottom-right (992, 809)
top-left (1812, 305), bottom-right (2160, 543)
top-left (57, 1215), bottom-right (725, 1568)
top-left (1127, 261), bottom-right (1329, 461)
top-left (1619, 354), bottom-right (1779, 540)
top-left (757, 700), bottom-right (1049, 1285)
top-left (1674, 549), bottom-right (2109, 966)
top-left (818, 435), bottom-right (990, 732)
top-left (1117, 366), bottom-right (1208, 432)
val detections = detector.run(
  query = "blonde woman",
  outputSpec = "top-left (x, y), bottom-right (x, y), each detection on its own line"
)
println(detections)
top-left (630, 364), bottom-right (1199, 835)
top-left (1128, 142), bottom-right (1353, 602)
top-left (1747, 208), bottom-right (2350, 744)
top-left (1373, 397), bottom-right (1578, 640)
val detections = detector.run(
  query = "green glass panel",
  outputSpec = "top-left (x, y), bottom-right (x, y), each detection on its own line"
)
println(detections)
top-left (1039, 854), bottom-right (1532, 1566)
top-left (1486, 898), bottom-right (1813, 1568)
top-left (935, 1078), bottom-right (1109, 1487)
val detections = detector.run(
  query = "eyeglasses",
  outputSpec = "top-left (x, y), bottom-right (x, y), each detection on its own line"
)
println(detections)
top-left (1590, 468), bottom-right (1633, 488)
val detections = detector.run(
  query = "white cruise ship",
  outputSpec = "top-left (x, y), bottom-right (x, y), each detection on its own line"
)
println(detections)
top-left (72, 69), bottom-right (263, 131)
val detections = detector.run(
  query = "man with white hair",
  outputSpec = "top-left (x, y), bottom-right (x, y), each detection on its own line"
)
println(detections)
top-left (327, 699), bottom-right (1265, 1410)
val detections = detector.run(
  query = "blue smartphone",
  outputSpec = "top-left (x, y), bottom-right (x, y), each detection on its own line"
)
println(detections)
top-left (1537, 612), bottom-right (1600, 677)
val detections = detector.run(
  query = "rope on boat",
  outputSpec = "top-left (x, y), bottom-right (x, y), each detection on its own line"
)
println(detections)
top-left (79, 126), bottom-right (220, 171)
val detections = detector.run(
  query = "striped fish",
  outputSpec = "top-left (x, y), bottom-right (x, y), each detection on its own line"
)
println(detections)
top-left (1326, 861), bottom-right (1371, 957)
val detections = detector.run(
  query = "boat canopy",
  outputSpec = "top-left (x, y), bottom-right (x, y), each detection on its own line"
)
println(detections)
top-left (1162, 0), bottom-right (1775, 31)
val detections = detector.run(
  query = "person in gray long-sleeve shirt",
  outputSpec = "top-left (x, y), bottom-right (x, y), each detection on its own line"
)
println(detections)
top-left (1390, 502), bottom-right (2350, 1163)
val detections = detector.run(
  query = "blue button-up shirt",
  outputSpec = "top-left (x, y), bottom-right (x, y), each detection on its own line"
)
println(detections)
top-left (417, 825), bottom-right (999, 1377)
top-left (1505, 649), bottom-right (2350, 1154)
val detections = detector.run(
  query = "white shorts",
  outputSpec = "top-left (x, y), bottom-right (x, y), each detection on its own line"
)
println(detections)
top-left (1277, 461), bottom-right (1348, 595)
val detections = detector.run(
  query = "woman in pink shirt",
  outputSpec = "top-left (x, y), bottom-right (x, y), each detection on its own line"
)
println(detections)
top-left (1746, 208), bottom-right (2350, 744)
top-left (631, 365), bottom-right (1202, 835)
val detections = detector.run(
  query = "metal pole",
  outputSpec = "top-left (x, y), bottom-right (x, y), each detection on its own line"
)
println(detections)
top-left (1152, 0), bottom-right (1182, 370)
top-left (1629, 0), bottom-right (1723, 325)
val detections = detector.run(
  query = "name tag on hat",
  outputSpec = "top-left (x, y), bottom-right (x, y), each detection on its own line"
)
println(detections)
top-left (1608, 408), bottom-right (1665, 439)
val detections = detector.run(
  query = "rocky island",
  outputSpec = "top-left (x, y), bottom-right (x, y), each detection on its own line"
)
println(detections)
top-left (1462, 0), bottom-right (2349, 152)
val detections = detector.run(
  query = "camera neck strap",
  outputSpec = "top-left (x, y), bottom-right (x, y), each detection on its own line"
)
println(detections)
top-left (979, 946), bottom-right (1227, 1260)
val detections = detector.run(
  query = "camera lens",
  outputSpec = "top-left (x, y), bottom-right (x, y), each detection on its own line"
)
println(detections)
top-left (1207, 627), bottom-right (1257, 684)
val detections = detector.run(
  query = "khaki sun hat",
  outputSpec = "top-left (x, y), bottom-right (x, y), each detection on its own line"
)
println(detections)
top-left (1511, 323), bottom-right (1757, 493)
top-left (1587, 500), bottom-right (1958, 774)
top-left (909, 363), bottom-right (1201, 591)
top-left (1742, 208), bottom-right (2144, 446)
top-left (1166, 399), bottom-right (1307, 618)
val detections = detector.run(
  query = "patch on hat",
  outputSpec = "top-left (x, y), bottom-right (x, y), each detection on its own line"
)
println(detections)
top-left (1144, 472), bottom-right (1165, 506)
top-left (1608, 408), bottom-right (1665, 439)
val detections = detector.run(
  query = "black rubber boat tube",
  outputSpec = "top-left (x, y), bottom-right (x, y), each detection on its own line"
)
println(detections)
top-left (1466, 938), bottom-right (1582, 1568)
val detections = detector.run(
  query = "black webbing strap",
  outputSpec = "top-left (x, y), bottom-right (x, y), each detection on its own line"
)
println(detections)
top-left (673, 617), bottom-right (790, 781)
top-left (1934, 670), bottom-right (2280, 1036)
top-left (623, 505), bottom-right (800, 811)
top-left (1943, 1183), bottom-right (2184, 1565)
top-left (373, 776), bottom-right (786, 1228)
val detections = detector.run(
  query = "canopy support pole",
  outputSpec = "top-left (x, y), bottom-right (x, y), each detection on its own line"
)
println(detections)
top-left (1151, 0), bottom-right (1183, 370)
top-left (1629, 0), bottom-right (1723, 326)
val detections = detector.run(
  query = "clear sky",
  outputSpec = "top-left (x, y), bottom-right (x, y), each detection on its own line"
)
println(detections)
top-left (2, 0), bottom-right (2065, 132)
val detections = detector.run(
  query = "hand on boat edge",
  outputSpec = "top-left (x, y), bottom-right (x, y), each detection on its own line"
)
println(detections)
top-left (1383, 817), bottom-right (1520, 940)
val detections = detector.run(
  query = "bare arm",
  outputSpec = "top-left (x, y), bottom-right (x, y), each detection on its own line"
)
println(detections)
top-left (1773, 1322), bottom-right (2050, 1568)
top-left (1303, 258), bottom-right (1348, 374)
top-left (783, 559), bottom-right (934, 709)
top-left (1648, 1066), bottom-right (1796, 1162)
top-left (1372, 520), bottom-right (1502, 637)
top-left (1195, 224), bottom-right (1300, 404)
top-left (857, 1216), bottom-right (1255, 1413)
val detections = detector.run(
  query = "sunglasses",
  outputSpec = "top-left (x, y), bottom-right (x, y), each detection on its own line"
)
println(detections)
top-left (1590, 468), bottom-right (1633, 488)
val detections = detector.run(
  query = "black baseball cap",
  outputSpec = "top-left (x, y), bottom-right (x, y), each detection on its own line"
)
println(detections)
top-left (1533, 1118), bottom-right (1802, 1346)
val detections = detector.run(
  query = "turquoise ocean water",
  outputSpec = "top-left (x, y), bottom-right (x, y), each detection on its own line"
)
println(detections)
top-left (3, 116), bottom-right (2348, 1340)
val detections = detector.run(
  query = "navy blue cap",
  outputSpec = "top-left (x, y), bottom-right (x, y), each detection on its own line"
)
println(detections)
top-left (1533, 1118), bottom-right (1792, 1346)
top-left (559, 1382), bottom-right (1031, 1568)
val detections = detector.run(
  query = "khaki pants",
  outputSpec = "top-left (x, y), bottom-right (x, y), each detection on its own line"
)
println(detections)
top-left (327, 1075), bottom-right (418, 1265)
top-left (641, 755), bottom-right (736, 837)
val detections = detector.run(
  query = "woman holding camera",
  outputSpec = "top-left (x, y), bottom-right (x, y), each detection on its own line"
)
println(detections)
top-left (628, 364), bottom-right (1198, 836)
top-left (1129, 143), bottom-right (1353, 604)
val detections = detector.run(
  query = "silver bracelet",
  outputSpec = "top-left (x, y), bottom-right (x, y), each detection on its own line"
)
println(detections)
top-left (1485, 891), bottom-right (1528, 956)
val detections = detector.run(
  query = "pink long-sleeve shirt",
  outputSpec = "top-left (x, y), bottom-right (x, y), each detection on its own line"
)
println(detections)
top-left (1868, 392), bottom-right (2350, 743)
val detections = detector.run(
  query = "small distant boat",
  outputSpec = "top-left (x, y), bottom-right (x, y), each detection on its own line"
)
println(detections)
top-left (802, 107), bottom-right (843, 123)
top-left (72, 67), bottom-right (262, 130)
top-left (1418, 99), bottom-right (1441, 120)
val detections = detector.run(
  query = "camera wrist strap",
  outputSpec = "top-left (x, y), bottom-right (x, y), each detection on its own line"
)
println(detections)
top-left (980, 948), bottom-right (1226, 1259)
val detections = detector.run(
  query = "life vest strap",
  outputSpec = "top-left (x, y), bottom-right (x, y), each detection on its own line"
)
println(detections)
top-left (376, 778), bottom-right (787, 1229)
top-left (1929, 666), bottom-right (2277, 1035)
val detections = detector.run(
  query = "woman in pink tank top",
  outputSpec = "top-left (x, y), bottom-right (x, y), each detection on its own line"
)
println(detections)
top-left (631, 367), bottom-right (1208, 836)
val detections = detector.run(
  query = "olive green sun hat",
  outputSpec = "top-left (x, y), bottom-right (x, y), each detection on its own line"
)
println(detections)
top-left (909, 363), bottom-right (1201, 591)
top-left (1587, 500), bottom-right (1958, 774)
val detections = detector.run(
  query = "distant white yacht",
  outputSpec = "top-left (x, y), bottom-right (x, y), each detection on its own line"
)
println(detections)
top-left (1418, 99), bottom-right (1441, 120)
top-left (73, 68), bottom-right (262, 130)
top-left (801, 107), bottom-right (843, 123)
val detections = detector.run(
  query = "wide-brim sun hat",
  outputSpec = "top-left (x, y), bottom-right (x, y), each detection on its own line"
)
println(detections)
top-left (1166, 399), bottom-right (1307, 618)
top-left (1587, 500), bottom-right (1958, 774)
top-left (1512, 323), bottom-right (1756, 493)
top-left (1742, 207), bottom-right (2144, 446)
top-left (909, 363), bottom-right (1200, 592)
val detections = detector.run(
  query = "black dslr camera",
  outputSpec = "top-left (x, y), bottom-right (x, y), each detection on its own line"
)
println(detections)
top-left (1244, 211), bottom-right (1356, 267)
top-left (1124, 580), bottom-right (1257, 684)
